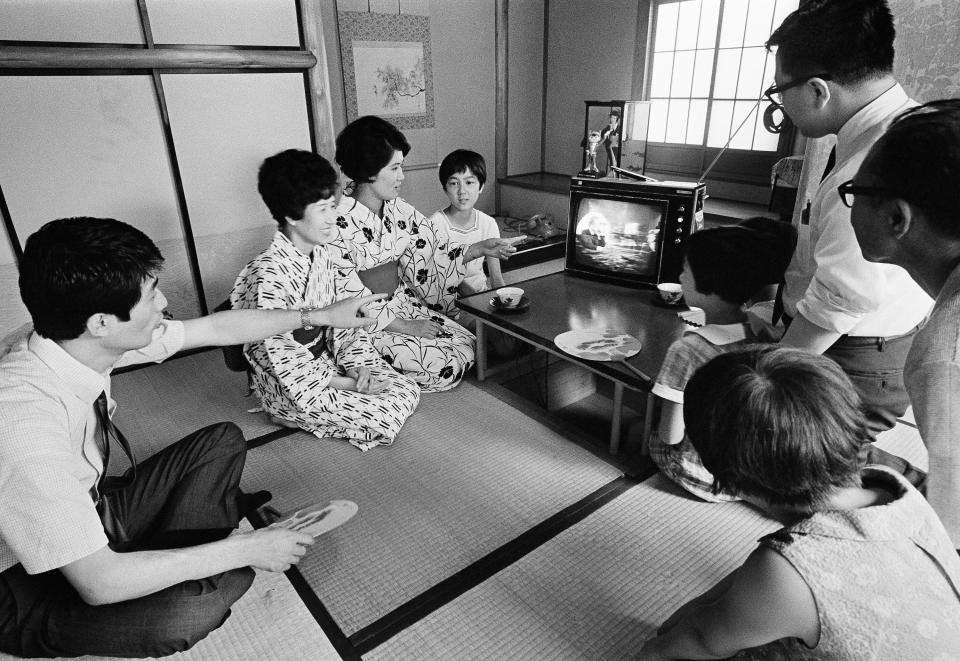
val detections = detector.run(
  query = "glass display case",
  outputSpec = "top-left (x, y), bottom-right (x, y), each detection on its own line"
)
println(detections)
top-left (579, 100), bottom-right (651, 178)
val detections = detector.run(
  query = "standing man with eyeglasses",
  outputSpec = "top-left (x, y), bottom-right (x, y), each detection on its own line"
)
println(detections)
top-left (765, 0), bottom-right (931, 436)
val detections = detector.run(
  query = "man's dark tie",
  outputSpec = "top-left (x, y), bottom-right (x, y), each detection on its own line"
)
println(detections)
top-left (94, 391), bottom-right (136, 492)
top-left (820, 145), bottom-right (837, 182)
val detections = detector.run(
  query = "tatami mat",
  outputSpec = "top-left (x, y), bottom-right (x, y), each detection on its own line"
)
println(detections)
top-left (366, 474), bottom-right (779, 660)
top-left (112, 350), bottom-right (278, 457)
top-left (239, 380), bottom-right (623, 638)
top-left (0, 524), bottom-right (339, 661)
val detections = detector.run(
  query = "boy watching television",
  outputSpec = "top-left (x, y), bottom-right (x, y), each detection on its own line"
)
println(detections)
top-left (649, 217), bottom-right (796, 502)
top-left (429, 149), bottom-right (506, 296)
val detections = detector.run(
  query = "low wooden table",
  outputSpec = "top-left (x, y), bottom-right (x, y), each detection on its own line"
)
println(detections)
top-left (459, 271), bottom-right (688, 453)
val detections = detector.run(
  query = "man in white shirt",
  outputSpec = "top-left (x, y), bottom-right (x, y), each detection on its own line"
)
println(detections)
top-left (766, 0), bottom-right (931, 434)
top-left (0, 217), bottom-right (383, 657)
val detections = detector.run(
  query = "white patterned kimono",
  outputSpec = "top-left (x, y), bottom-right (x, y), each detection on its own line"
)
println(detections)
top-left (231, 232), bottom-right (420, 450)
top-left (332, 196), bottom-right (476, 392)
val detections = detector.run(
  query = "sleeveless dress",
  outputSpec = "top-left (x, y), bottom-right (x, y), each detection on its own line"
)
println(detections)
top-left (738, 467), bottom-right (960, 660)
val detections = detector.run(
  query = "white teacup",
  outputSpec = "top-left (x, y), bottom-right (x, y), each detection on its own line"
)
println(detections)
top-left (657, 282), bottom-right (683, 305)
top-left (496, 287), bottom-right (524, 308)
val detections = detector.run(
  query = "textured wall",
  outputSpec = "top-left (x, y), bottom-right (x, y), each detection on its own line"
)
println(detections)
top-left (543, 0), bottom-right (640, 176)
top-left (891, 0), bottom-right (960, 101)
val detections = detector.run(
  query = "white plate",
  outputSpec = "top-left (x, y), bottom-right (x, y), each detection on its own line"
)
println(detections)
top-left (275, 500), bottom-right (358, 538)
top-left (554, 329), bottom-right (642, 361)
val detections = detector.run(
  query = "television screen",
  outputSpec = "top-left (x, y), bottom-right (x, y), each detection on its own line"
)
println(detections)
top-left (571, 196), bottom-right (666, 279)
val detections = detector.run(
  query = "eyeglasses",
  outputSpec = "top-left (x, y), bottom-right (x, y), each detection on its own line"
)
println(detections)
top-left (763, 73), bottom-right (832, 105)
top-left (836, 180), bottom-right (890, 208)
top-left (762, 73), bottom-right (832, 134)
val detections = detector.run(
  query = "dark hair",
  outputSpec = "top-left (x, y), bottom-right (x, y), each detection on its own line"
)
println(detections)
top-left (258, 149), bottom-right (338, 226)
top-left (766, 0), bottom-right (895, 85)
top-left (866, 99), bottom-right (960, 239)
top-left (335, 115), bottom-right (411, 183)
top-left (684, 347), bottom-right (868, 510)
top-left (438, 149), bottom-right (487, 188)
top-left (20, 217), bottom-right (164, 340)
top-left (685, 216), bottom-right (796, 305)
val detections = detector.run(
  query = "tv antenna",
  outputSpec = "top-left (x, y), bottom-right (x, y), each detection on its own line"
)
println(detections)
top-left (610, 165), bottom-right (658, 182)
top-left (697, 97), bottom-right (763, 184)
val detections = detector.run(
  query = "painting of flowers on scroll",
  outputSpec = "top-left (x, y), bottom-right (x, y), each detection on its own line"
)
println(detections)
top-left (338, 11), bottom-right (435, 130)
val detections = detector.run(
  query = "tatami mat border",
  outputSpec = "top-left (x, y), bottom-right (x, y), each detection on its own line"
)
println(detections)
top-left (247, 508), bottom-right (360, 661)
top-left (249, 475), bottom-right (642, 658)
top-left (350, 475), bottom-right (640, 655)
top-left (236, 376), bottom-right (655, 656)
top-left (246, 425), bottom-right (300, 449)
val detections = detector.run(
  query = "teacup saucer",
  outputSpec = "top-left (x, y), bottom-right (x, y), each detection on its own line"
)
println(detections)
top-left (489, 295), bottom-right (530, 313)
top-left (650, 292), bottom-right (687, 309)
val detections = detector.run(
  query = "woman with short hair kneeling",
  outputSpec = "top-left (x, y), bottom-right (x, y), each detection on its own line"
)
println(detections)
top-left (639, 347), bottom-right (960, 660)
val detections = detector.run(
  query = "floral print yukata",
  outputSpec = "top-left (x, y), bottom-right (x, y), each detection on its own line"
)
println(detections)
top-left (231, 232), bottom-right (420, 451)
top-left (332, 195), bottom-right (475, 392)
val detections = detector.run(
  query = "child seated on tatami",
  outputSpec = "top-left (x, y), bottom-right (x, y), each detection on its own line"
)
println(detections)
top-left (428, 149), bottom-right (505, 296)
top-left (649, 217), bottom-right (796, 501)
top-left (639, 347), bottom-right (960, 660)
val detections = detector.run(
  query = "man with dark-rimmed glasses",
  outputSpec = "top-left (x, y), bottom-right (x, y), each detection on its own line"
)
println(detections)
top-left (845, 99), bottom-right (960, 549)
top-left (765, 0), bottom-right (931, 441)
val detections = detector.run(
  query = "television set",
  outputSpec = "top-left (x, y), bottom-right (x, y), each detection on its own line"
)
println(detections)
top-left (565, 176), bottom-right (706, 289)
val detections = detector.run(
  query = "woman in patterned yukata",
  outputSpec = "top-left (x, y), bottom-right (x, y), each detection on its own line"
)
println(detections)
top-left (231, 150), bottom-right (420, 451)
top-left (332, 115), bottom-right (519, 392)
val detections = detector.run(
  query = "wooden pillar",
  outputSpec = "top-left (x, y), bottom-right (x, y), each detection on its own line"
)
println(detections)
top-left (495, 0), bottom-right (509, 215)
top-left (299, 0), bottom-right (338, 159)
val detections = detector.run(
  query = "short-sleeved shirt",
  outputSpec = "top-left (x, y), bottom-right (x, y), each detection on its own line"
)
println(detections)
top-left (905, 262), bottom-right (960, 548)
top-left (651, 322), bottom-right (757, 403)
top-left (781, 84), bottom-right (930, 336)
top-left (428, 209), bottom-right (501, 293)
top-left (649, 322), bottom-right (758, 502)
top-left (0, 321), bottom-right (185, 574)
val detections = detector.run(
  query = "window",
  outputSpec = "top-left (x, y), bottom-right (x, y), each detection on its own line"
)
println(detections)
top-left (644, 0), bottom-right (799, 183)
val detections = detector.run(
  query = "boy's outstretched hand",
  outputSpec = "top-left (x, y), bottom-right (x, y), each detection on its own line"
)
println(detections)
top-left (305, 293), bottom-right (387, 329)
top-left (465, 236), bottom-right (527, 262)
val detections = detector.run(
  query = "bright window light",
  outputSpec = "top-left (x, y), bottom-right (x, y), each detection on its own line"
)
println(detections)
top-left (647, 0), bottom-right (799, 151)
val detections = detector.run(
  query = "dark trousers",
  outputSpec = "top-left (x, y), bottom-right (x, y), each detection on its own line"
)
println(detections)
top-left (824, 330), bottom-right (915, 434)
top-left (0, 422), bottom-right (254, 658)
top-left (825, 330), bottom-right (927, 486)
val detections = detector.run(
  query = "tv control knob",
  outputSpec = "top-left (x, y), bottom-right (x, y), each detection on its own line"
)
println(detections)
top-left (678, 206), bottom-right (685, 212)
top-left (675, 226), bottom-right (683, 233)
top-left (674, 238), bottom-right (682, 244)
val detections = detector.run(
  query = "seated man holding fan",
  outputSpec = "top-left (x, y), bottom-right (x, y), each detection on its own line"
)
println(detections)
top-left (0, 217), bottom-right (382, 658)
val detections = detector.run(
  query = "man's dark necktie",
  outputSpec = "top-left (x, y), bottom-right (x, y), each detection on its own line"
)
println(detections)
top-left (94, 391), bottom-right (137, 494)
top-left (772, 145), bottom-right (838, 325)
top-left (820, 146), bottom-right (837, 182)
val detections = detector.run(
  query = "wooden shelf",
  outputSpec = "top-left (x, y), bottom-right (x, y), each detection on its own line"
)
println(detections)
top-left (496, 172), bottom-right (571, 195)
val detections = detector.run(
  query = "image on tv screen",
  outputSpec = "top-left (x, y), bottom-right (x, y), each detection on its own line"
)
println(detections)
top-left (573, 197), bottom-right (664, 276)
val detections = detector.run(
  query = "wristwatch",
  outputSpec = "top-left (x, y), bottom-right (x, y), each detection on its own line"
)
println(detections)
top-left (300, 308), bottom-right (317, 330)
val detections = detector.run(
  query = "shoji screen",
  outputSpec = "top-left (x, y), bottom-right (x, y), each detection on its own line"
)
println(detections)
top-left (0, 0), bottom-right (320, 332)
top-left (162, 73), bottom-right (312, 305)
top-left (0, 75), bottom-right (202, 319)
